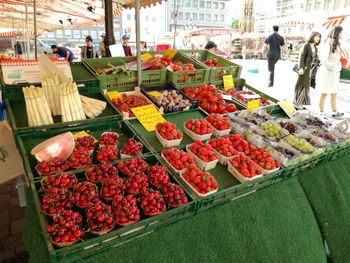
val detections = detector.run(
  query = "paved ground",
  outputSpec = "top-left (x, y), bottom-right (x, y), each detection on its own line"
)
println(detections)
top-left (233, 59), bottom-right (350, 117)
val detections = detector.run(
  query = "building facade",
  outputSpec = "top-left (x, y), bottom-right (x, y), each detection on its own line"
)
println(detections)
top-left (305, 0), bottom-right (350, 11)
top-left (166, 0), bottom-right (231, 31)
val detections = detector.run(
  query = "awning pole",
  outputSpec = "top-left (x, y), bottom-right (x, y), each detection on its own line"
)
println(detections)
top-left (173, 0), bottom-right (177, 48)
top-left (25, 0), bottom-right (30, 59)
top-left (135, 0), bottom-right (142, 86)
top-left (104, 0), bottom-right (116, 57)
top-left (33, 0), bottom-right (38, 59)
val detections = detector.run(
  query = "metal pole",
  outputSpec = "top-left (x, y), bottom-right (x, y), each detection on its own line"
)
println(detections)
top-left (173, 0), bottom-right (177, 48)
top-left (104, 0), bottom-right (116, 57)
top-left (135, 0), bottom-right (142, 86)
top-left (33, 0), bottom-right (38, 59)
top-left (25, 0), bottom-right (30, 59)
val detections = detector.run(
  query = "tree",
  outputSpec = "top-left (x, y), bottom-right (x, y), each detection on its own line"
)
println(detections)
top-left (231, 18), bottom-right (240, 30)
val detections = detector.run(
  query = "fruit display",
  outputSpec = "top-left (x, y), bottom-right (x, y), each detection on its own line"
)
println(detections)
top-left (75, 135), bottom-right (96, 153)
top-left (86, 201), bottom-right (115, 235)
top-left (202, 59), bottom-right (222, 68)
top-left (161, 182), bottom-right (188, 208)
top-left (267, 141), bottom-right (303, 167)
top-left (208, 137), bottom-right (238, 164)
top-left (181, 164), bottom-right (219, 196)
top-left (85, 163), bottom-right (118, 183)
top-left (228, 154), bottom-right (263, 181)
top-left (111, 93), bottom-right (151, 118)
top-left (161, 148), bottom-right (195, 173)
top-left (187, 141), bottom-right (219, 171)
top-left (205, 114), bottom-right (231, 137)
top-left (41, 173), bottom-right (78, 192)
top-left (41, 189), bottom-right (73, 216)
top-left (113, 195), bottom-right (141, 226)
top-left (100, 176), bottom-right (126, 201)
top-left (99, 132), bottom-right (120, 148)
top-left (149, 165), bottom-right (170, 187)
top-left (225, 89), bottom-right (272, 106)
top-left (47, 210), bottom-right (84, 246)
top-left (168, 61), bottom-right (196, 72)
top-left (155, 122), bottom-right (183, 147)
top-left (73, 182), bottom-right (99, 209)
top-left (141, 190), bottom-right (167, 216)
top-left (279, 120), bottom-right (301, 134)
top-left (182, 84), bottom-right (236, 114)
top-left (261, 121), bottom-right (288, 139)
top-left (312, 129), bottom-right (338, 143)
top-left (125, 174), bottom-right (149, 195)
top-left (96, 145), bottom-right (119, 163)
top-left (184, 119), bottom-right (213, 141)
top-left (146, 89), bottom-right (193, 113)
top-left (225, 133), bottom-right (255, 155)
top-left (284, 135), bottom-right (315, 153)
top-left (120, 138), bottom-right (143, 158)
top-left (117, 158), bottom-right (148, 177)
top-left (249, 148), bottom-right (280, 172)
top-left (35, 157), bottom-right (70, 176)
top-left (69, 149), bottom-right (92, 169)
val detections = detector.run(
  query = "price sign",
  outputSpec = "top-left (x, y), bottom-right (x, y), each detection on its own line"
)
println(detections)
top-left (223, 75), bottom-right (234, 91)
top-left (107, 91), bottom-right (121, 101)
top-left (163, 49), bottom-right (177, 59)
top-left (131, 104), bottom-right (166, 132)
top-left (247, 99), bottom-right (260, 112)
top-left (148, 91), bottom-right (163, 97)
top-left (73, 131), bottom-right (97, 142)
top-left (278, 101), bottom-right (296, 118)
top-left (141, 53), bottom-right (152, 62)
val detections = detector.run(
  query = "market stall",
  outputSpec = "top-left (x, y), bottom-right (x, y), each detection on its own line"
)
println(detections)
top-left (1, 47), bottom-right (350, 262)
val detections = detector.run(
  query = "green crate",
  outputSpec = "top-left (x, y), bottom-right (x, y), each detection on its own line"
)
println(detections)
top-left (16, 119), bottom-right (151, 182)
top-left (324, 143), bottom-right (350, 162)
top-left (70, 62), bottom-right (99, 92)
top-left (27, 154), bottom-right (197, 263)
top-left (144, 51), bottom-right (210, 85)
top-left (5, 83), bottom-right (119, 136)
top-left (181, 50), bottom-right (242, 86)
top-left (82, 57), bottom-right (167, 90)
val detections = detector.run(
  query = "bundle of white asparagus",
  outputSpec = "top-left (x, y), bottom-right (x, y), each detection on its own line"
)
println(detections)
top-left (41, 73), bottom-right (61, 116)
top-left (22, 86), bottom-right (54, 127)
top-left (60, 82), bottom-right (86, 122)
top-left (80, 95), bottom-right (107, 119)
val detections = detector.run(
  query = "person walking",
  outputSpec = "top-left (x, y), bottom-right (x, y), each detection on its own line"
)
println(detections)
top-left (121, 34), bottom-right (133, 56)
top-left (81, 36), bottom-right (99, 59)
top-left (294, 32), bottom-right (321, 106)
top-left (51, 45), bottom-right (74, 62)
top-left (99, 34), bottom-right (107, 57)
top-left (316, 26), bottom-right (344, 117)
top-left (262, 25), bottom-right (288, 87)
top-left (14, 41), bottom-right (23, 57)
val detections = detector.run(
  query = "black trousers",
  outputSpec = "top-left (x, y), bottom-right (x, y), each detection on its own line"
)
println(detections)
top-left (267, 57), bottom-right (279, 86)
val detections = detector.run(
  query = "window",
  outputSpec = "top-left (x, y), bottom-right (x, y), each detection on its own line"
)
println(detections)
top-left (199, 13), bottom-right (204, 20)
top-left (171, 11), bottom-right (174, 19)
top-left (152, 17), bottom-right (156, 22)
top-left (220, 15), bottom-right (224, 22)
top-left (170, 0), bottom-right (174, 4)
top-left (192, 13), bottom-right (197, 20)
top-left (146, 16), bottom-right (149, 21)
top-left (185, 0), bottom-right (191, 7)
top-left (206, 14), bottom-right (211, 21)
top-left (56, 30), bottom-right (63, 38)
top-left (47, 32), bottom-right (55, 38)
top-left (127, 14), bottom-right (132, 20)
top-left (193, 0), bottom-right (198, 7)
top-left (306, 0), bottom-right (312, 11)
top-left (219, 2), bottom-right (224, 9)
top-left (206, 1), bottom-right (211, 8)
top-left (178, 0), bottom-right (183, 6)
top-left (90, 31), bottom-right (97, 38)
top-left (213, 14), bottom-right (218, 21)
top-left (200, 1), bottom-right (205, 8)
top-left (213, 2), bottom-right (218, 8)
top-left (178, 12), bottom-right (183, 20)
top-left (315, 0), bottom-right (321, 9)
top-left (185, 12), bottom-right (190, 20)
top-left (346, 0), bottom-right (350, 7)
top-left (64, 30), bottom-right (72, 38)
top-left (73, 30), bottom-right (80, 39)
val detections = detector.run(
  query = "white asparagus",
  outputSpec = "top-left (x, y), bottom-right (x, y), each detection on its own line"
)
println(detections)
top-left (23, 88), bottom-right (34, 127)
top-left (28, 87), bottom-right (42, 126)
top-left (42, 77), bottom-right (52, 114)
top-left (71, 83), bottom-right (86, 120)
top-left (82, 104), bottom-right (97, 119)
top-left (50, 77), bottom-right (60, 116)
top-left (82, 101), bottom-right (101, 117)
top-left (63, 83), bottom-right (73, 122)
top-left (33, 88), bottom-right (50, 125)
top-left (60, 84), bottom-right (66, 122)
top-left (65, 83), bottom-right (76, 121)
top-left (39, 87), bottom-right (54, 124)
top-left (80, 95), bottom-right (107, 110)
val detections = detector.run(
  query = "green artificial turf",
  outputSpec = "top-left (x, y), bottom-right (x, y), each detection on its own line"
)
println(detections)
top-left (298, 154), bottom-right (350, 263)
top-left (24, 177), bottom-right (326, 263)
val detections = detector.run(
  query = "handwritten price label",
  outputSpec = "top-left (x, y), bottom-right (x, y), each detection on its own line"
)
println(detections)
top-left (278, 101), bottom-right (296, 118)
top-left (107, 91), bottom-right (121, 101)
top-left (131, 104), bottom-right (166, 132)
top-left (73, 131), bottom-right (97, 142)
top-left (163, 49), bottom-right (177, 59)
top-left (141, 53), bottom-right (152, 62)
top-left (247, 99), bottom-right (260, 112)
top-left (148, 91), bottom-right (163, 97)
top-left (223, 75), bottom-right (234, 91)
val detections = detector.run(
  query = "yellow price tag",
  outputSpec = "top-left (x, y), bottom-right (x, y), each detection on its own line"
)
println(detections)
top-left (141, 53), bottom-right (152, 62)
top-left (148, 91), bottom-right (163, 97)
top-left (247, 99), bottom-right (260, 112)
top-left (131, 104), bottom-right (166, 132)
top-left (163, 49), bottom-right (177, 59)
top-left (73, 131), bottom-right (97, 142)
top-left (223, 75), bottom-right (234, 91)
top-left (278, 101), bottom-right (296, 118)
top-left (107, 91), bottom-right (121, 101)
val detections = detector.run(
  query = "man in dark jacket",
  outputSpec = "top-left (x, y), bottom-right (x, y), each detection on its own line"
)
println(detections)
top-left (14, 41), bottom-right (23, 57)
top-left (81, 36), bottom-right (99, 59)
top-left (51, 45), bottom-right (74, 62)
top-left (262, 25), bottom-right (288, 87)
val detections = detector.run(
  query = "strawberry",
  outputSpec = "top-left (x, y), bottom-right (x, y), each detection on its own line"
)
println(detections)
top-left (188, 140), bottom-right (218, 163)
top-left (184, 119), bottom-right (212, 135)
top-left (162, 148), bottom-right (195, 171)
top-left (229, 153), bottom-right (262, 178)
top-left (205, 114), bottom-right (231, 130)
top-left (182, 164), bottom-right (218, 194)
top-left (156, 122), bottom-right (183, 140)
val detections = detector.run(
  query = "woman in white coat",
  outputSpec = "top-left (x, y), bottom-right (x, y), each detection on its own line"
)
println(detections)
top-left (317, 26), bottom-right (343, 117)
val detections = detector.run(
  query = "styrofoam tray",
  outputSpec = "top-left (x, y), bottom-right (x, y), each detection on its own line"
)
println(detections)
top-left (179, 170), bottom-right (218, 197)
top-left (161, 152), bottom-right (188, 174)
top-left (186, 144), bottom-right (218, 171)
top-left (207, 123), bottom-right (231, 137)
top-left (227, 159), bottom-right (263, 183)
top-left (155, 129), bottom-right (182, 148)
top-left (183, 125), bottom-right (213, 141)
